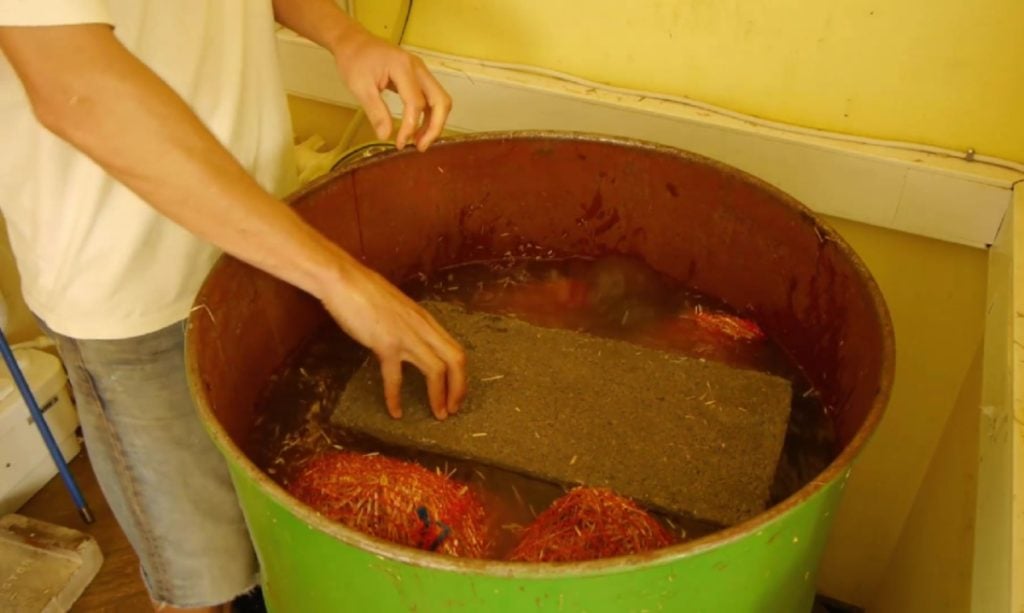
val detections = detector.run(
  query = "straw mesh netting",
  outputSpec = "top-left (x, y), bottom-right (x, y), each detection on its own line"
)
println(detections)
top-left (508, 487), bottom-right (676, 562)
top-left (288, 451), bottom-right (491, 558)
top-left (692, 307), bottom-right (765, 341)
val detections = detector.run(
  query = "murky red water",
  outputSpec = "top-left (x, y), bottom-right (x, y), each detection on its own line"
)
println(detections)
top-left (245, 255), bottom-right (836, 555)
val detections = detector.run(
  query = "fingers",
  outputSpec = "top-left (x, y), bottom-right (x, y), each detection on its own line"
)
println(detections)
top-left (413, 64), bottom-right (452, 151)
top-left (389, 61), bottom-right (426, 150)
top-left (415, 105), bottom-right (433, 150)
top-left (445, 349), bottom-right (467, 414)
top-left (343, 42), bottom-right (450, 149)
top-left (415, 307), bottom-right (467, 414)
top-left (380, 358), bottom-right (403, 419)
top-left (353, 82), bottom-right (393, 141)
top-left (415, 350), bottom-right (449, 421)
top-left (381, 333), bottom-right (448, 421)
top-left (417, 336), bottom-right (465, 416)
top-left (378, 311), bottom-right (465, 420)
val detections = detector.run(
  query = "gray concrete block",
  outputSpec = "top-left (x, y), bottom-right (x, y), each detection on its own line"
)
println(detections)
top-left (333, 301), bottom-right (792, 527)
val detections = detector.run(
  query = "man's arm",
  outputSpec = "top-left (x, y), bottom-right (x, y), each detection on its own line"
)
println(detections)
top-left (271, 0), bottom-right (451, 151)
top-left (0, 23), bottom-right (465, 420)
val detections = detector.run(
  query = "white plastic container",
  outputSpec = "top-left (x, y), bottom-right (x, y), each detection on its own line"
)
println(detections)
top-left (0, 348), bottom-right (80, 515)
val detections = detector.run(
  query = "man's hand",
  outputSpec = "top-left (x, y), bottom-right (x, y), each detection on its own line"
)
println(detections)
top-left (272, 0), bottom-right (452, 151)
top-left (322, 254), bottom-right (466, 420)
top-left (333, 29), bottom-right (451, 151)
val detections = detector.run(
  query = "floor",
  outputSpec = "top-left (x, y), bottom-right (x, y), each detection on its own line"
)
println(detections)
top-left (18, 452), bottom-right (267, 613)
top-left (18, 452), bottom-right (151, 612)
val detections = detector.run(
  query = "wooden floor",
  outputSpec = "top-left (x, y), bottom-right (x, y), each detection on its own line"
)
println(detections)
top-left (18, 452), bottom-right (152, 612)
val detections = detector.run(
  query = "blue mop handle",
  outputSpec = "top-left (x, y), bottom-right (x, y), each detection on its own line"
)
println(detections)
top-left (0, 328), bottom-right (94, 524)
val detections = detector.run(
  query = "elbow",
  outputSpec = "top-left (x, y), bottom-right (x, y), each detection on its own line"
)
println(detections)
top-left (25, 83), bottom-right (86, 142)
top-left (15, 59), bottom-right (103, 145)
top-left (0, 24), bottom-right (118, 141)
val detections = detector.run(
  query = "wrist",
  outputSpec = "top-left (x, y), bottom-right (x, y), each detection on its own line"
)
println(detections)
top-left (325, 16), bottom-right (373, 65)
top-left (307, 239), bottom-right (361, 301)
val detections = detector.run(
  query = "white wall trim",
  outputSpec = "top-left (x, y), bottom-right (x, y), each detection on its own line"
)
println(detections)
top-left (277, 30), bottom-right (1022, 248)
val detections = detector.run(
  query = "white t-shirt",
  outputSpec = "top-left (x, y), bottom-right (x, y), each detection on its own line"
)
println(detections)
top-left (0, 0), bottom-right (297, 339)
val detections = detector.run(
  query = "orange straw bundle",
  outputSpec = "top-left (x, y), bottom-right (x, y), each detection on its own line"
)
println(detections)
top-left (288, 452), bottom-right (491, 558)
top-left (509, 487), bottom-right (676, 562)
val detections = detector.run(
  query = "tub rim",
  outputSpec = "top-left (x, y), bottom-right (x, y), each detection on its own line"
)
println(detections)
top-left (185, 129), bottom-right (895, 577)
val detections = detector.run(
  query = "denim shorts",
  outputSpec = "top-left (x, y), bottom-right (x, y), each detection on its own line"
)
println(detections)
top-left (41, 319), bottom-right (259, 608)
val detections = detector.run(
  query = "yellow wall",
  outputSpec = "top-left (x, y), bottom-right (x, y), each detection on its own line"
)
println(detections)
top-left (400, 0), bottom-right (1024, 163)
top-left (814, 215), bottom-right (987, 605)
top-left (871, 344), bottom-right (981, 612)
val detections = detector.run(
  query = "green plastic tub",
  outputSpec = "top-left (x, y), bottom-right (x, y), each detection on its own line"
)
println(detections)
top-left (186, 132), bottom-right (893, 613)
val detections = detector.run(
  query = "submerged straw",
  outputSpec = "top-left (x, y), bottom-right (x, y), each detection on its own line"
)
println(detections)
top-left (0, 328), bottom-right (93, 524)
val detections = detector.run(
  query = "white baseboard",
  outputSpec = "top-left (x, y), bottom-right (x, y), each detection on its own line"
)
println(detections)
top-left (277, 29), bottom-right (1022, 249)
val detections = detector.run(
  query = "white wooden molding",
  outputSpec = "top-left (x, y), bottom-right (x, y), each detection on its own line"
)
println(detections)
top-left (277, 29), bottom-right (1022, 249)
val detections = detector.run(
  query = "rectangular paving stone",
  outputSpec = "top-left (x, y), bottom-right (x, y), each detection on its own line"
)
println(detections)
top-left (0, 514), bottom-right (102, 612)
top-left (332, 301), bottom-right (792, 526)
